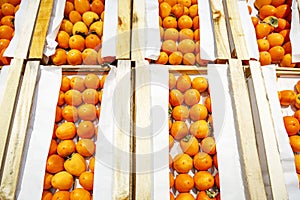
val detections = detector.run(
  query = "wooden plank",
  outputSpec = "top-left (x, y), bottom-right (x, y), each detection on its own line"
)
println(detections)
top-left (0, 59), bottom-right (24, 173)
top-left (134, 60), bottom-right (151, 200)
top-left (228, 59), bottom-right (267, 200)
top-left (117, 0), bottom-right (132, 59)
top-left (210, 0), bottom-right (231, 60)
top-left (248, 61), bottom-right (288, 199)
top-left (113, 60), bottom-right (132, 200)
top-left (131, 0), bottom-right (145, 60)
top-left (0, 61), bottom-right (40, 199)
top-left (15, 1), bottom-right (41, 58)
top-left (224, 0), bottom-right (249, 60)
top-left (29, 0), bottom-right (54, 59)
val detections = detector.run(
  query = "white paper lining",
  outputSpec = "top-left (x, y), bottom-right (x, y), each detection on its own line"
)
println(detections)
top-left (16, 66), bottom-right (62, 200)
top-left (262, 66), bottom-right (300, 199)
top-left (208, 64), bottom-right (246, 200)
top-left (149, 65), bottom-right (169, 200)
top-left (102, 0), bottom-right (118, 57)
top-left (199, 0), bottom-right (217, 60)
top-left (43, 0), bottom-right (66, 57)
top-left (291, 0), bottom-right (300, 62)
top-left (145, 0), bottom-right (161, 60)
top-left (0, 66), bottom-right (10, 104)
top-left (93, 66), bottom-right (117, 199)
top-left (238, 0), bottom-right (259, 60)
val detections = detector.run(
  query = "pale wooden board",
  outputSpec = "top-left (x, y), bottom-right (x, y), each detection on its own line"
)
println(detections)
top-left (248, 61), bottom-right (288, 199)
top-left (0, 61), bottom-right (40, 199)
top-left (15, 1), bottom-right (41, 58)
top-left (131, 0), bottom-right (145, 61)
top-left (29, 0), bottom-right (54, 59)
top-left (113, 60), bottom-right (132, 200)
top-left (0, 59), bottom-right (24, 173)
top-left (117, 0), bottom-right (132, 59)
top-left (210, 0), bottom-right (231, 60)
top-left (224, 0), bottom-right (249, 60)
top-left (228, 59), bottom-right (267, 200)
top-left (134, 61), bottom-right (151, 200)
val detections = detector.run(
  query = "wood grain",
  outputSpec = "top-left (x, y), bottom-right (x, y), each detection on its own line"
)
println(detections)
top-left (131, 0), bottom-right (145, 60)
top-left (113, 60), bottom-right (132, 200)
top-left (117, 0), bottom-right (132, 59)
top-left (228, 59), bottom-right (267, 200)
top-left (0, 61), bottom-right (40, 199)
top-left (0, 59), bottom-right (24, 174)
top-left (210, 0), bottom-right (231, 60)
top-left (248, 61), bottom-right (288, 199)
top-left (224, 0), bottom-right (249, 60)
top-left (29, 0), bottom-right (54, 59)
top-left (134, 61), bottom-right (152, 200)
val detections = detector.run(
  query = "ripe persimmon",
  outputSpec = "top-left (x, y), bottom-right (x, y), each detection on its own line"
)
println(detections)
top-left (194, 171), bottom-right (214, 191)
top-left (259, 51), bottom-right (272, 66)
top-left (267, 33), bottom-right (284, 48)
top-left (184, 88), bottom-right (200, 106)
top-left (164, 28), bottom-right (179, 41)
top-left (82, 48), bottom-right (98, 65)
top-left (155, 51), bottom-right (169, 65)
top-left (89, 157), bottom-right (95, 172)
top-left (169, 134), bottom-right (175, 150)
top-left (280, 53), bottom-right (295, 68)
top-left (283, 116), bottom-right (300, 136)
top-left (175, 173), bottom-right (194, 192)
top-left (170, 121), bottom-right (189, 140)
top-left (70, 188), bottom-right (91, 200)
top-left (289, 135), bottom-right (300, 152)
top-left (169, 51), bottom-right (183, 65)
top-left (193, 152), bottom-right (212, 171)
top-left (176, 75), bottom-right (191, 92)
top-left (57, 139), bottom-right (76, 158)
top-left (173, 153), bottom-right (193, 173)
top-left (62, 105), bottom-right (79, 122)
top-left (46, 154), bottom-right (64, 174)
top-left (52, 191), bottom-right (70, 200)
top-left (171, 3), bottom-right (184, 18)
top-left (159, 2), bottom-right (172, 19)
top-left (175, 193), bottom-right (194, 200)
top-left (201, 136), bottom-right (216, 155)
top-left (91, 0), bottom-right (104, 15)
top-left (48, 139), bottom-right (58, 155)
top-left (204, 96), bottom-right (212, 113)
top-left (180, 134), bottom-right (199, 156)
top-left (189, 104), bottom-right (208, 121)
top-left (169, 172), bottom-right (174, 188)
top-left (74, 0), bottom-right (90, 14)
top-left (55, 122), bottom-right (77, 140)
top-left (70, 76), bottom-right (86, 92)
top-left (161, 39), bottom-right (177, 55)
top-left (51, 48), bottom-right (67, 65)
top-left (190, 120), bottom-right (209, 139)
top-left (43, 172), bottom-right (53, 190)
top-left (69, 34), bottom-right (85, 51)
top-left (67, 49), bottom-right (82, 65)
top-left (78, 104), bottom-right (97, 121)
top-left (41, 191), bottom-right (53, 200)
top-left (51, 171), bottom-right (74, 190)
top-left (257, 39), bottom-right (270, 51)
top-left (178, 15), bottom-right (193, 29)
top-left (79, 171), bottom-right (94, 191)
top-left (182, 53), bottom-right (195, 65)
top-left (172, 105), bottom-right (189, 121)
top-left (170, 89), bottom-right (184, 106)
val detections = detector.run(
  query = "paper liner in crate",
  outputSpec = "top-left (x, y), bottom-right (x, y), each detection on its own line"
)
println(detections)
top-left (147, 64), bottom-right (245, 199)
top-left (14, 65), bottom-right (127, 199)
top-left (261, 66), bottom-right (300, 199)
top-left (139, 0), bottom-right (216, 61)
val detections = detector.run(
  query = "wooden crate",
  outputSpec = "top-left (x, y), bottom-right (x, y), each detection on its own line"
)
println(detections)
top-left (0, 1), bottom-right (44, 196)
top-left (0, 0), bottom-right (133, 199)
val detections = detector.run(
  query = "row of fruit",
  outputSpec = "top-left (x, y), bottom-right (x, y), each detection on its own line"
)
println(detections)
top-left (279, 83), bottom-right (300, 184)
top-left (0, 0), bottom-right (21, 66)
top-left (154, 0), bottom-right (203, 66)
top-left (49, 0), bottom-right (115, 66)
top-left (41, 73), bottom-right (106, 200)
top-left (168, 73), bottom-right (220, 200)
top-left (249, 0), bottom-right (300, 67)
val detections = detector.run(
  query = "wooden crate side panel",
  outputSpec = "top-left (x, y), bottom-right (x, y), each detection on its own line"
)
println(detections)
top-left (0, 61), bottom-right (39, 199)
top-left (228, 59), bottom-right (267, 200)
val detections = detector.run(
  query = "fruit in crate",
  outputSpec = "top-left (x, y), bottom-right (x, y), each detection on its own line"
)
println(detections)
top-left (155, 0), bottom-right (203, 65)
top-left (0, 0), bottom-right (23, 66)
top-left (51, 0), bottom-right (115, 65)
top-left (169, 73), bottom-right (219, 199)
top-left (249, 0), bottom-right (297, 67)
top-left (41, 74), bottom-right (105, 198)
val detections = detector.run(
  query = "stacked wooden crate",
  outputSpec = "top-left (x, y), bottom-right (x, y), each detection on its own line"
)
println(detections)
top-left (0, 0), bottom-right (299, 199)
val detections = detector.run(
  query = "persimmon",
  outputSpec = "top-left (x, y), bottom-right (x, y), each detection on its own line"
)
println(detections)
top-left (192, 77), bottom-right (208, 92)
top-left (76, 139), bottom-right (96, 157)
top-left (159, 2), bottom-right (172, 19)
top-left (164, 28), bottom-right (179, 41)
top-left (194, 171), bottom-right (214, 191)
top-left (289, 135), bottom-right (300, 153)
top-left (171, 3), bottom-right (184, 19)
top-left (184, 88), bottom-right (200, 106)
top-left (189, 120), bottom-right (209, 139)
top-left (259, 51), bottom-right (272, 66)
top-left (172, 105), bottom-right (189, 121)
top-left (180, 134), bottom-right (199, 156)
top-left (155, 51), bottom-right (169, 65)
top-left (196, 191), bottom-right (216, 200)
top-left (176, 74), bottom-right (191, 92)
top-left (279, 90), bottom-right (296, 106)
top-left (169, 172), bottom-right (174, 188)
top-left (173, 153), bottom-right (193, 173)
top-left (170, 89), bottom-right (184, 106)
top-left (57, 139), bottom-right (76, 158)
top-left (46, 154), bottom-right (64, 174)
top-left (283, 116), bottom-right (299, 136)
top-left (257, 39), bottom-right (270, 51)
top-left (174, 173), bottom-right (194, 192)
top-left (55, 122), bottom-right (77, 140)
top-left (201, 136), bottom-right (216, 155)
top-left (79, 171), bottom-right (94, 191)
top-left (194, 152), bottom-right (212, 171)
top-left (70, 188), bottom-right (91, 200)
top-left (43, 173), bottom-right (53, 190)
top-left (178, 15), bottom-right (193, 29)
top-left (161, 39), bottom-right (177, 55)
top-left (70, 76), bottom-right (86, 92)
top-left (78, 104), bottom-right (97, 121)
top-left (178, 39), bottom-right (195, 54)
top-left (52, 191), bottom-right (71, 200)
top-left (62, 105), bottom-right (79, 122)
top-left (204, 96), bottom-right (212, 113)
top-left (175, 193), bottom-right (194, 200)
top-left (170, 121), bottom-right (189, 140)
top-left (182, 53), bottom-right (195, 65)
top-left (67, 49), bottom-right (82, 65)
top-left (163, 16), bottom-right (178, 29)
top-left (169, 51), bottom-right (183, 65)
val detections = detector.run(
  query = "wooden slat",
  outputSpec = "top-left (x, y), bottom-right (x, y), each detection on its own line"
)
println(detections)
top-left (29, 0), bottom-right (54, 59)
top-left (248, 61), bottom-right (288, 199)
top-left (113, 60), bottom-right (132, 200)
top-left (0, 59), bottom-right (24, 173)
top-left (134, 61), bottom-right (151, 200)
top-left (210, 0), bottom-right (231, 60)
top-left (15, 1), bottom-right (41, 58)
top-left (0, 61), bottom-right (40, 199)
top-left (224, 0), bottom-right (249, 60)
top-left (117, 0), bottom-right (132, 59)
top-left (131, 0), bottom-right (145, 60)
top-left (228, 59), bottom-right (267, 200)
